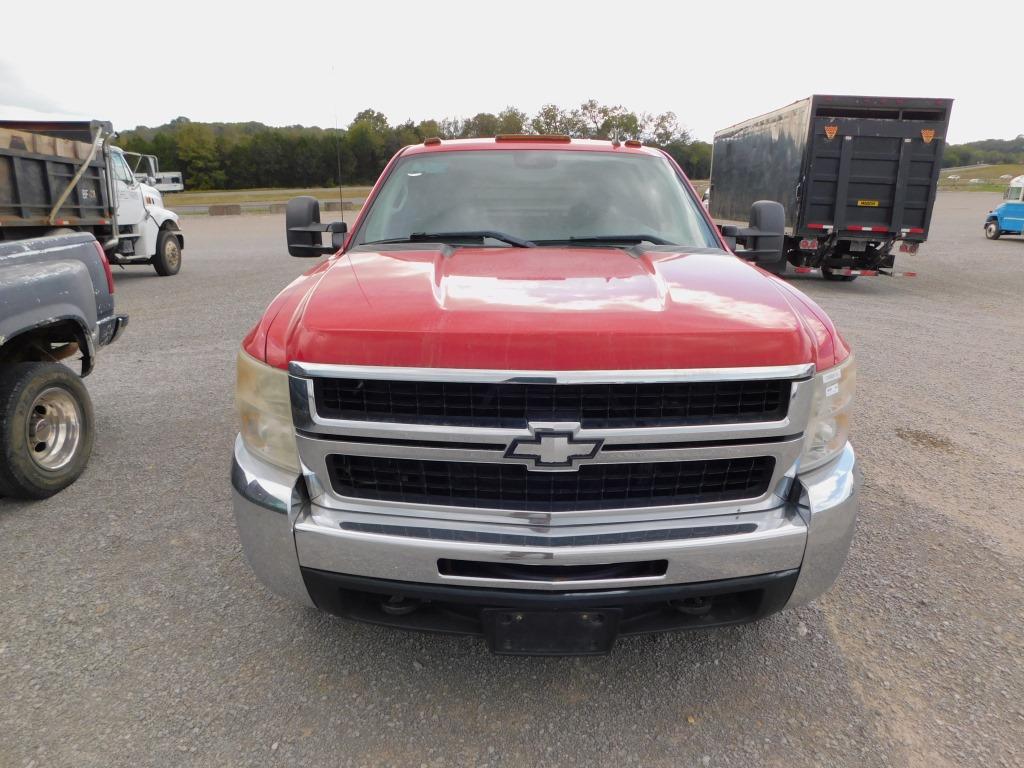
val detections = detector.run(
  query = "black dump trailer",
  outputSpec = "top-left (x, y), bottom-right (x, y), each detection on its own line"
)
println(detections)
top-left (710, 95), bottom-right (952, 280)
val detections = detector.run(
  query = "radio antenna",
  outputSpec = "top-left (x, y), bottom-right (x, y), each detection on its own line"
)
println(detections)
top-left (332, 64), bottom-right (344, 219)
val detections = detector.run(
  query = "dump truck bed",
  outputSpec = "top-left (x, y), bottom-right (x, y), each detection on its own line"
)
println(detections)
top-left (0, 121), bottom-right (114, 227)
top-left (711, 95), bottom-right (952, 240)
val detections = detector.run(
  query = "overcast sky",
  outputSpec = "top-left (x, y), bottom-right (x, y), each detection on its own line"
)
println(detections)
top-left (1, 1), bottom-right (1010, 145)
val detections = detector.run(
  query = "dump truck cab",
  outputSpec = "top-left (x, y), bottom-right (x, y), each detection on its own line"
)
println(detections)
top-left (105, 145), bottom-right (181, 266)
top-left (985, 175), bottom-right (1024, 239)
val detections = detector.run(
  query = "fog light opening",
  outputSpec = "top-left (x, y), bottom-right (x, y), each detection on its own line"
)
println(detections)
top-left (669, 596), bottom-right (713, 616)
top-left (380, 595), bottom-right (421, 617)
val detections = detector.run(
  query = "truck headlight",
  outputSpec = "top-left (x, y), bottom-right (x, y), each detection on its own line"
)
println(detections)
top-left (799, 355), bottom-right (856, 473)
top-left (236, 349), bottom-right (300, 472)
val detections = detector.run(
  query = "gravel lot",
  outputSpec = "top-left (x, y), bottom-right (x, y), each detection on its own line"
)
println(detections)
top-left (1, 193), bottom-right (1021, 767)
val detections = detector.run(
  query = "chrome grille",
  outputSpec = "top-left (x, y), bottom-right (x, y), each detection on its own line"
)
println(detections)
top-left (326, 454), bottom-right (776, 511)
top-left (289, 362), bottom-right (814, 522)
top-left (314, 378), bottom-right (791, 428)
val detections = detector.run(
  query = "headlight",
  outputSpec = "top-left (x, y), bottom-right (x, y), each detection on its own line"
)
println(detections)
top-left (799, 355), bottom-right (856, 472)
top-left (236, 349), bottom-right (300, 472)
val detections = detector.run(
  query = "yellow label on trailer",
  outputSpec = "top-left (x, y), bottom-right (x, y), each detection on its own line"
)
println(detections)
top-left (857, 200), bottom-right (880, 207)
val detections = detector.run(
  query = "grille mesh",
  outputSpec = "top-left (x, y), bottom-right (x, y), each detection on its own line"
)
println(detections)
top-left (314, 378), bottom-right (790, 427)
top-left (327, 455), bottom-right (775, 511)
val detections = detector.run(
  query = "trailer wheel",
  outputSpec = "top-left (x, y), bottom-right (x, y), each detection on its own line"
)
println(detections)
top-left (984, 221), bottom-right (1001, 240)
top-left (152, 230), bottom-right (182, 276)
top-left (0, 362), bottom-right (94, 500)
top-left (822, 268), bottom-right (857, 282)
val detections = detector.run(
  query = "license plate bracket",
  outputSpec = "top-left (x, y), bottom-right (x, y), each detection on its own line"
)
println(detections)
top-left (482, 608), bottom-right (622, 655)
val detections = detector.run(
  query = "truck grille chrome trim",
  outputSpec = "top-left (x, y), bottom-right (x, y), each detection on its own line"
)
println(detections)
top-left (326, 455), bottom-right (776, 512)
top-left (289, 362), bottom-right (815, 384)
top-left (311, 377), bottom-right (793, 428)
top-left (338, 520), bottom-right (759, 546)
top-left (289, 363), bottom-right (814, 522)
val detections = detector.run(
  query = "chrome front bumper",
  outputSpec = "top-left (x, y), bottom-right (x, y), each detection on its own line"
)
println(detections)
top-left (231, 435), bottom-right (859, 611)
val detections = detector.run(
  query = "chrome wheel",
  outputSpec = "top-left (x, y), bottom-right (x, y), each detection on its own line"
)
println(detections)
top-left (25, 386), bottom-right (82, 471)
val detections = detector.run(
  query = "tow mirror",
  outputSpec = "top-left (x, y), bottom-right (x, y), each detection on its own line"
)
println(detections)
top-left (285, 196), bottom-right (347, 257)
top-left (718, 224), bottom-right (739, 251)
top-left (722, 201), bottom-right (785, 266)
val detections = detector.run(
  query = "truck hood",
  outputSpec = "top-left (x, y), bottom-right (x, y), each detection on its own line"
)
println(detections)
top-left (257, 246), bottom-right (841, 371)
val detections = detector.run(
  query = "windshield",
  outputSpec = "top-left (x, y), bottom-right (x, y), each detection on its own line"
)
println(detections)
top-left (355, 149), bottom-right (717, 249)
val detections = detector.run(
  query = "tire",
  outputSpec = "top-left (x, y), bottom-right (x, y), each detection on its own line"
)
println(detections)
top-left (0, 362), bottom-right (94, 499)
top-left (822, 268), bottom-right (857, 282)
top-left (984, 221), bottom-right (1001, 240)
top-left (152, 229), bottom-right (182, 276)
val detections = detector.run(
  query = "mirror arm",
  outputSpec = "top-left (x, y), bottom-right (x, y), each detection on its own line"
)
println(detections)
top-left (287, 221), bottom-right (347, 256)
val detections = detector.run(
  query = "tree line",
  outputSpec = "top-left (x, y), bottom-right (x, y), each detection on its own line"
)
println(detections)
top-left (941, 135), bottom-right (1024, 169)
top-left (117, 101), bottom-right (713, 190)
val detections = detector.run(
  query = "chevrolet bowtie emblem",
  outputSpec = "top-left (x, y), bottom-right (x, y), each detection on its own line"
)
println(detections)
top-left (506, 428), bottom-right (603, 470)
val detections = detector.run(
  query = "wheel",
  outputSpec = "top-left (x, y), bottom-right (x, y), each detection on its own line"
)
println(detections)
top-left (984, 221), bottom-right (1001, 240)
top-left (152, 229), bottom-right (182, 276)
top-left (0, 362), bottom-right (94, 499)
top-left (822, 267), bottom-right (857, 282)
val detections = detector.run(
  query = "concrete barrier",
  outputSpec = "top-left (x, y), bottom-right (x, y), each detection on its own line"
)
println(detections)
top-left (323, 200), bottom-right (360, 212)
top-left (209, 204), bottom-right (242, 216)
top-left (269, 203), bottom-right (288, 214)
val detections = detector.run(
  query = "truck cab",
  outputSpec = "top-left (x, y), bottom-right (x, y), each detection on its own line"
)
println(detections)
top-left (985, 175), bottom-right (1024, 239)
top-left (106, 145), bottom-right (182, 271)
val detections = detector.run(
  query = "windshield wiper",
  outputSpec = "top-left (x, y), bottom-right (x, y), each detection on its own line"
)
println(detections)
top-left (364, 230), bottom-right (536, 248)
top-left (535, 235), bottom-right (676, 246)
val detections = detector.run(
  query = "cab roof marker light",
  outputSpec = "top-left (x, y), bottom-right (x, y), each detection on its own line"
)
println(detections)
top-left (624, 139), bottom-right (642, 148)
top-left (495, 134), bottom-right (572, 143)
top-left (423, 137), bottom-right (442, 146)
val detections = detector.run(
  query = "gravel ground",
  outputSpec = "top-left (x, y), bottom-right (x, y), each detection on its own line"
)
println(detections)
top-left (1, 193), bottom-right (1021, 767)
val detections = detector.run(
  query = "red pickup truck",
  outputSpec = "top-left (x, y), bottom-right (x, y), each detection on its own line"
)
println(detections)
top-left (232, 136), bottom-right (859, 655)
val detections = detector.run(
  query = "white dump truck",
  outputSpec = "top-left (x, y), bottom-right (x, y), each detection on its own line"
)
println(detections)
top-left (0, 120), bottom-right (184, 276)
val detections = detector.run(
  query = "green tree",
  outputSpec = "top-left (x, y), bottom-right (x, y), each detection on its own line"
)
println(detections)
top-left (461, 112), bottom-right (500, 138)
top-left (351, 109), bottom-right (390, 133)
top-left (530, 104), bottom-right (576, 135)
top-left (346, 120), bottom-right (387, 183)
top-left (497, 107), bottom-right (527, 135)
top-left (175, 122), bottom-right (224, 189)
